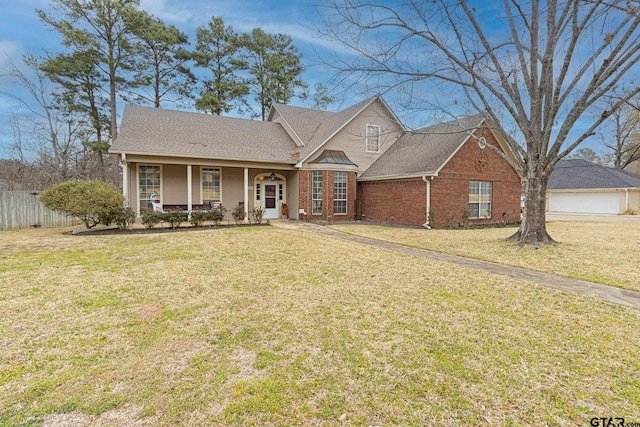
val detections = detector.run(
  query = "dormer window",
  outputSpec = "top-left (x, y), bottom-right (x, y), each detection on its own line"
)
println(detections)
top-left (366, 124), bottom-right (380, 153)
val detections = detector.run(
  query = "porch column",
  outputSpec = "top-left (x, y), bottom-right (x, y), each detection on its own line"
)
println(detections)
top-left (244, 167), bottom-right (249, 223)
top-left (121, 153), bottom-right (128, 202)
top-left (187, 164), bottom-right (193, 211)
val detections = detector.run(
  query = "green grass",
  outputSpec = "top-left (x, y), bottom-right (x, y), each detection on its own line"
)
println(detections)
top-left (330, 221), bottom-right (640, 291)
top-left (1, 225), bottom-right (639, 425)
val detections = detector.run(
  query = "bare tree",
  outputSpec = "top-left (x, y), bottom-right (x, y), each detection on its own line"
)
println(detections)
top-left (0, 54), bottom-right (96, 188)
top-left (321, 0), bottom-right (640, 246)
top-left (600, 94), bottom-right (640, 168)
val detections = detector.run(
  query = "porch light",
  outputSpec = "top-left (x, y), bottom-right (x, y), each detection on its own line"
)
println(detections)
top-left (270, 172), bottom-right (276, 181)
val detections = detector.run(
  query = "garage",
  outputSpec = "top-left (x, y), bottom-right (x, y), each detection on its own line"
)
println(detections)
top-left (548, 191), bottom-right (620, 214)
top-left (546, 158), bottom-right (640, 215)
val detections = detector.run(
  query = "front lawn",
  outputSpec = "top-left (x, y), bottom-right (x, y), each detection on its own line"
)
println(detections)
top-left (331, 221), bottom-right (640, 291)
top-left (1, 226), bottom-right (638, 425)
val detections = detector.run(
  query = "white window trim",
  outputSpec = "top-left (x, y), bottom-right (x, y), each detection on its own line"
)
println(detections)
top-left (312, 170), bottom-right (323, 215)
top-left (366, 124), bottom-right (381, 153)
top-left (136, 164), bottom-right (163, 216)
top-left (469, 180), bottom-right (492, 219)
top-left (201, 166), bottom-right (222, 204)
top-left (333, 171), bottom-right (348, 215)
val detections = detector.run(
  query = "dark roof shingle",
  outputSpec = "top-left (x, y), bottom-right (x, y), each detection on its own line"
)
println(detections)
top-left (549, 158), bottom-right (640, 189)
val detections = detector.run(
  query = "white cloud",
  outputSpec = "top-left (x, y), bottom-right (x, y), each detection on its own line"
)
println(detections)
top-left (139, 0), bottom-right (195, 24)
top-left (0, 41), bottom-right (22, 74)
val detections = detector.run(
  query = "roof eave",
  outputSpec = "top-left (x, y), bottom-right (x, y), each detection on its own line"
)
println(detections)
top-left (108, 149), bottom-right (298, 165)
top-left (548, 187), bottom-right (640, 192)
top-left (358, 172), bottom-right (437, 182)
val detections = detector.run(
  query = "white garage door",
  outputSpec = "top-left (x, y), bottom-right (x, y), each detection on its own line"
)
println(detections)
top-left (549, 192), bottom-right (619, 214)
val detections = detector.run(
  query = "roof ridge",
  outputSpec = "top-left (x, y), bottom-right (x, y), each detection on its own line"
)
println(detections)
top-left (410, 113), bottom-right (485, 134)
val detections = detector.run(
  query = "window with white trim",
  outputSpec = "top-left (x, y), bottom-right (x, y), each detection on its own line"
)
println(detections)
top-left (202, 168), bottom-right (221, 203)
top-left (469, 181), bottom-right (492, 218)
top-left (366, 124), bottom-right (380, 152)
top-left (139, 165), bottom-right (161, 212)
top-left (334, 171), bottom-right (347, 214)
top-left (312, 171), bottom-right (322, 215)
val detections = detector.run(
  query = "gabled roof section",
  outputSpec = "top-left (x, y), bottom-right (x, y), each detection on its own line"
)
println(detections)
top-left (271, 96), bottom-right (403, 164)
top-left (549, 159), bottom-right (640, 189)
top-left (309, 149), bottom-right (357, 166)
top-left (268, 103), bottom-right (337, 148)
top-left (359, 115), bottom-right (484, 180)
top-left (110, 105), bottom-right (299, 163)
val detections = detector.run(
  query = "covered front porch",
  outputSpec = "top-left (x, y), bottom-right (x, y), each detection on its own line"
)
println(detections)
top-left (120, 154), bottom-right (299, 222)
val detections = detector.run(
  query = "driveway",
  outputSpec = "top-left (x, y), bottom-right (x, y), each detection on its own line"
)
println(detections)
top-left (547, 212), bottom-right (640, 222)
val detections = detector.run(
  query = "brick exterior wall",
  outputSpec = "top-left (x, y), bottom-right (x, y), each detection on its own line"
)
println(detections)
top-left (357, 179), bottom-right (427, 225)
top-left (298, 170), bottom-right (357, 221)
top-left (358, 128), bottom-right (522, 227)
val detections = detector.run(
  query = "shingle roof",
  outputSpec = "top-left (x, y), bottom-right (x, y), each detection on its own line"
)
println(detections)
top-left (111, 105), bottom-right (299, 163)
top-left (360, 115), bottom-right (484, 179)
top-left (549, 158), bottom-right (640, 189)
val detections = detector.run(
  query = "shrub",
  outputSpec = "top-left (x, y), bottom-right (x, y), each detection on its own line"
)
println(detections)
top-left (189, 210), bottom-right (208, 227)
top-left (250, 206), bottom-right (265, 224)
top-left (40, 179), bottom-right (125, 229)
top-left (231, 205), bottom-right (245, 224)
top-left (209, 205), bottom-right (227, 226)
top-left (113, 206), bottom-right (136, 229)
top-left (141, 209), bottom-right (163, 229)
top-left (100, 206), bottom-right (136, 229)
top-left (163, 210), bottom-right (187, 229)
top-left (97, 208), bottom-right (120, 226)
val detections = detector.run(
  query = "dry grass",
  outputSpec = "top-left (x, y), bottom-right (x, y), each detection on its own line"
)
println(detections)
top-left (331, 221), bottom-right (640, 291)
top-left (1, 225), bottom-right (639, 426)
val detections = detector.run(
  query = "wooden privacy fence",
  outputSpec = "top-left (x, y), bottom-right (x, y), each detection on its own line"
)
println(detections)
top-left (0, 191), bottom-right (78, 231)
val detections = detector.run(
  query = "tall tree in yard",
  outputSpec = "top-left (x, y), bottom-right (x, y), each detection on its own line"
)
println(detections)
top-left (41, 49), bottom-right (111, 180)
top-left (37, 0), bottom-right (143, 186)
top-left (129, 13), bottom-right (195, 108)
top-left (322, 0), bottom-right (640, 246)
top-left (192, 17), bottom-right (248, 115)
top-left (241, 28), bottom-right (306, 120)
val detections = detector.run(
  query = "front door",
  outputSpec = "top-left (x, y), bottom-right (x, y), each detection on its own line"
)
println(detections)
top-left (262, 184), bottom-right (279, 219)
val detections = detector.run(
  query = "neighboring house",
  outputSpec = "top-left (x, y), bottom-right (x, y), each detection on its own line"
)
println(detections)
top-left (109, 96), bottom-right (522, 228)
top-left (547, 159), bottom-right (640, 214)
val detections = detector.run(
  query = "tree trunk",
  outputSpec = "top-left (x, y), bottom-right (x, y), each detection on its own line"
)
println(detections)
top-left (110, 70), bottom-right (120, 188)
top-left (505, 172), bottom-right (557, 247)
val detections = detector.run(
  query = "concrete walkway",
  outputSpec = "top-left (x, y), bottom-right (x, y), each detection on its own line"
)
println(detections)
top-left (272, 220), bottom-right (640, 310)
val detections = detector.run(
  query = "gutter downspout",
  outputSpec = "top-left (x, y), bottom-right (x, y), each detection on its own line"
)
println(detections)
top-left (422, 175), bottom-right (432, 229)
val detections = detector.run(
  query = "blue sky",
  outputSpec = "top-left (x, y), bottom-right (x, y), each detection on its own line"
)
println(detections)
top-left (0, 0), bottom-right (621, 160)
top-left (0, 0), bottom-right (352, 158)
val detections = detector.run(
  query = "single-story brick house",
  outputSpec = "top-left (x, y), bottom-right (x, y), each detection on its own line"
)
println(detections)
top-left (547, 158), bottom-right (640, 214)
top-left (109, 96), bottom-right (522, 227)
